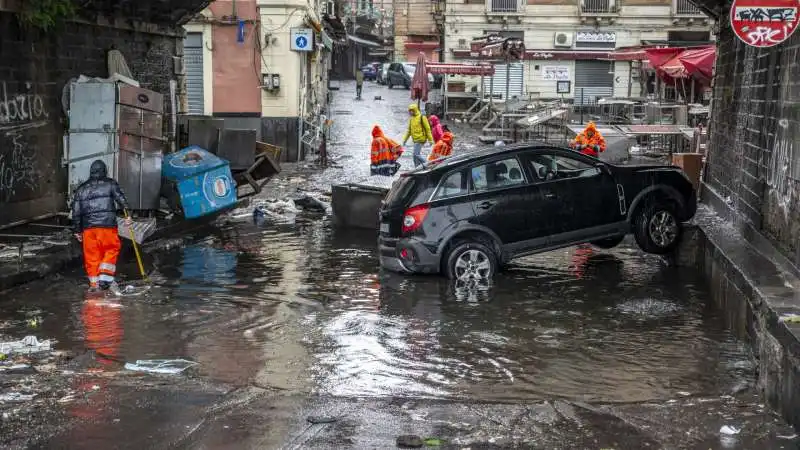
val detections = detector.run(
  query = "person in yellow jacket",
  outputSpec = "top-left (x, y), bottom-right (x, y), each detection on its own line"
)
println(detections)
top-left (402, 104), bottom-right (434, 167)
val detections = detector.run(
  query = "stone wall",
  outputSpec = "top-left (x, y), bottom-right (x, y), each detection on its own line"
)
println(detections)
top-left (704, 15), bottom-right (800, 265)
top-left (0, 12), bottom-right (182, 226)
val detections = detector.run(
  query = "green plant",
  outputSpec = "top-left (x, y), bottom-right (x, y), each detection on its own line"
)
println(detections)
top-left (17, 0), bottom-right (77, 32)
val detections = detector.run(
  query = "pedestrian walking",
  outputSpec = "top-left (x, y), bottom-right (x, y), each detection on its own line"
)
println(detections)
top-left (370, 125), bottom-right (403, 176)
top-left (355, 69), bottom-right (364, 100)
top-left (429, 114), bottom-right (444, 143)
top-left (428, 129), bottom-right (454, 162)
top-left (70, 160), bottom-right (132, 292)
top-left (401, 104), bottom-right (434, 167)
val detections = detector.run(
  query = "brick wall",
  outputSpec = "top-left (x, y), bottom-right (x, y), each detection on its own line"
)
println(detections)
top-left (705, 15), bottom-right (800, 264)
top-left (0, 12), bottom-right (181, 225)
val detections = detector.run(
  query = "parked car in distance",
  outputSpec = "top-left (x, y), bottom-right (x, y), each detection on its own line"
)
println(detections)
top-left (386, 62), bottom-right (435, 89)
top-left (377, 63), bottom-right (390, 85)
top-left (379, 144), bottom-right (697, 280)
top-left (360, 63), bottom-right (379, 81)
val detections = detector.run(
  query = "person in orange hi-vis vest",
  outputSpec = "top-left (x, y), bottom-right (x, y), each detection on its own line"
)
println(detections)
top-left (370, 125), bottom-right (404, 176)
top-left (428, 129), bottom-right (454, 162)
top-left (70, 160), bottom-right (132, 292)
top-left (570, 121), bottom-right (607, 158)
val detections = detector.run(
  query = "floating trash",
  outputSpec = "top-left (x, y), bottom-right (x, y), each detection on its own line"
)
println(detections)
top-left (124, 359), bottom-right (198, 374)
top-left (0, 336), bottom-right (52, 355)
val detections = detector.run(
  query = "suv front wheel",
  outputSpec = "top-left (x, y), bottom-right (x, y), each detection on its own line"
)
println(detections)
top-left (633, 203), bottom-right (682, 254)
top-left (445, 241), bottom-right (498, 280)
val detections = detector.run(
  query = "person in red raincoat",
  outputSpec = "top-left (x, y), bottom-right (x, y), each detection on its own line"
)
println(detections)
top-left (570, 121), bottom-right (606, 158)
top-left (428, 129), bottom-right (454, 162)
top-left (370, 125), bottom-right (403, 176)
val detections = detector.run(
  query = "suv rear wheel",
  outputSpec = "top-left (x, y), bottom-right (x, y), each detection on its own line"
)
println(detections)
top-left (445, 241), bottom-right (498, 280)
top-left (633, 202), bottom-right (682, 254)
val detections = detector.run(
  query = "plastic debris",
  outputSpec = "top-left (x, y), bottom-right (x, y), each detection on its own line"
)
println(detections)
top-left (293, 194), bottom-right (330, 213)
top-left (778, 314), bottom-right (800, 324)
top-left (720, 425), bottom-right (741, 435)
top-left (396, 435), bottom-right (424, 448)
top-left (307, 416), bottom-right (338, 424)
top-left (124, 359), bottom-right (198, 374)
top-left (0, 392), bottom-right (36, 403)
top-left (253, 199), bottom-right (299, 224)
top-left (0, 336), bottom-right (52, 355)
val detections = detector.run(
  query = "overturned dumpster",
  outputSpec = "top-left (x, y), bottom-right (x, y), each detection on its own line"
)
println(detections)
top-left (331, 184), bottom-right (389, 230)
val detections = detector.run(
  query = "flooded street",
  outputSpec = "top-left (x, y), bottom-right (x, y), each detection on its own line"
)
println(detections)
top-left (0, 82), bottom-right (796, 448)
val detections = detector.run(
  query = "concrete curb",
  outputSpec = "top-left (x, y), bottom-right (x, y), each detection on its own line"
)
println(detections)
top-left (680, 205), bottom-right (800, 430)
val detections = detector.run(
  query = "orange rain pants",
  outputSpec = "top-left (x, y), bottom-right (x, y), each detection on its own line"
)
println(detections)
top-left (82, 227), bottom-right (121, 287)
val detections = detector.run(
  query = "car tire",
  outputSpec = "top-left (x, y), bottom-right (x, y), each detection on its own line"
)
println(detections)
top-left (591, 236), bottom-right (625, 249)
top-left (445, 240), bottom-right (498, 281)
top-left (404, 82), bottom-right (409, 89)
top-left (633, 202), bottom-right (682, 254)
top-left (387, 82), bottom-right (392, 89)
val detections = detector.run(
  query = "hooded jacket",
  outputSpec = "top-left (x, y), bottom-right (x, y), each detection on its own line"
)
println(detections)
top-left (570, 121), bottom-right (607, 157)
top-left (402, 104), bottom-right (434, 145)
top-left (428, 131), bottom-right (454, 161)
top-left (370, 125), bottom-right (403, 175)
top-left (71, 160), bottom-right (130, 233)
top-left (429, 115), bottom-right (444, 143)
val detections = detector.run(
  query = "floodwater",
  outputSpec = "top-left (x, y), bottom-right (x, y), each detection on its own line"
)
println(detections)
top-left (0, 81), bottom-right (795, 448)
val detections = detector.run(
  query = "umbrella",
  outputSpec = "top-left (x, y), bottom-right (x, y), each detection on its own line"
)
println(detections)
top-left (410, 52), bottom-right (430, 105)
top-left (679, 46), bottom-right (715, 80)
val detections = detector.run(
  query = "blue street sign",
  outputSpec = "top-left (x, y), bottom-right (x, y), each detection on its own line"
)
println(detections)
top-left (296, 36), bottom-right (307, 48)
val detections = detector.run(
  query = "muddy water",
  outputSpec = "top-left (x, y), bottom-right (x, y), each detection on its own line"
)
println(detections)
top-left (1, 215), bottom-right (754, 408)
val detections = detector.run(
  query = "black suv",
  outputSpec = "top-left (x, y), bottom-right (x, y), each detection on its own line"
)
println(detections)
top-left (378, 144), bottom-right (697, 280)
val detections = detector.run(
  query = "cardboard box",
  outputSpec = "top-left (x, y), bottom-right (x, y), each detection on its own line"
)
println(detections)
top-left (672, 153), bottom-right (703, 189)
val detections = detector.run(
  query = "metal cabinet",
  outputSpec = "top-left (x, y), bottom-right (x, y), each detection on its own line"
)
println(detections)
top-left (65, 81), bottom-right (165, 210)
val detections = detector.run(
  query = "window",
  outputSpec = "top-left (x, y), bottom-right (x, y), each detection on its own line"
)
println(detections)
top-left (527, 153), bottom-right (599, 182)
top-left (433, 171), bottom-right (468, 200)
top-left (470, 158), bottom-right (525, 192)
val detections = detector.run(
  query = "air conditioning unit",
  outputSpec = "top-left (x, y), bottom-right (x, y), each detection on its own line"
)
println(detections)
top-left (553, 32), bottom-right (572, 48)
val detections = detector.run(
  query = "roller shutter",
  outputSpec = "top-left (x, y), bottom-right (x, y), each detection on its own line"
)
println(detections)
top-left (574, 60), bottom-right (614, 105)
top-left (184, 33), bottom-right (205, 115)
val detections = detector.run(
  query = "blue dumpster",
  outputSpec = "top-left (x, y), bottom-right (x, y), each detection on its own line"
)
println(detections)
top-left (162, 146), bottom-right (238, 219)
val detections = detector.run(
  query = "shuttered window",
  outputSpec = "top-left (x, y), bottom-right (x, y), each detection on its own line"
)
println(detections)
top-left (574, 60), bottom-right (614, 105)
top-left (184, 33), bottom-right (205, 115)
top-left (482, 62), bottom-right (524, 100)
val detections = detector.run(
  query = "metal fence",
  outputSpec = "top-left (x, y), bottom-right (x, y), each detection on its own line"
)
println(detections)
top-left (675, 0), bottom-right (704, 15)
top-left (581, 0), bottom-right (614, 13)
top-left (489, 0), bottom-right (521, 13)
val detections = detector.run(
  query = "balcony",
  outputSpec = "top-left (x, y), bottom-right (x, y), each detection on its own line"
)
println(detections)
top-left (673, 0), bottom-right (706, 16)
top-left (486, 0), bottom-right (524, 15)
top-left (579, 0), bottom-right (618, 15)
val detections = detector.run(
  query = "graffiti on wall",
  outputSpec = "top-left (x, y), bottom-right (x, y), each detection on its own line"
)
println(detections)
top-left (0, 81), bottom-right (49, 202)
top-left (766, 117), bottom-right (797, 218)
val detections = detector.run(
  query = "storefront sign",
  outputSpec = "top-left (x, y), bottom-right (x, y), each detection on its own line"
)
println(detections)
top-left (575, 31), bottom-right (616, 43)
top-left (542, 66), bottom-right (570, 80)
top-left (730, 0), bottom-right (799, 47)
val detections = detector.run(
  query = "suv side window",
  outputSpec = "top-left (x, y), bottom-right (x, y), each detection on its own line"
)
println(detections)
top-left (527, 152), bottom-right (599, 182)
top-left (433, 170), bottom-right (468, 200)
top-left (470, 157), bottom-right (526, 192)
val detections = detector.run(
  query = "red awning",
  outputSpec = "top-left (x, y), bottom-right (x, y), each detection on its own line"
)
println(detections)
top-left (427, 63), bottom-right (495, 76)
top-left (644, 47), bottom-right (685, 69)
top-left (679, 46), bottom-right (715, 80)
top-left (660, 54), bottom-right (690, 79)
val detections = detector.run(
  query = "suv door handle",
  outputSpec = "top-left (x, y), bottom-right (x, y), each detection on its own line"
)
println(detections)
top-left (477, 200), bottom-right (495, 209)
top-left (543, 192), bottom-right (556, 199)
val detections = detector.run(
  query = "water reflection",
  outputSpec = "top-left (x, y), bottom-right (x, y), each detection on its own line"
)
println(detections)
top-left (0, 221), bottom-right (755, 406)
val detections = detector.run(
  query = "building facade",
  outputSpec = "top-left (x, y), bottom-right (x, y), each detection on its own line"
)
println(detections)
top-left (394, 0), bottom-right (441, 62)
top-left (183, 0), bottom-right (333, 161)
top-left (443, 0), bottom-right (715, 102)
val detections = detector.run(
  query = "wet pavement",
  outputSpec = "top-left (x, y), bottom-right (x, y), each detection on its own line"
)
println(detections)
top-left (0, 81), bottom-right (797, 448)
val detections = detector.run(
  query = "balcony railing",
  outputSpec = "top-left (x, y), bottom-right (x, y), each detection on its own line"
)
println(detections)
top-left (580, 0), bottom-right (617, 14)
top-left (674, 0), bottom-right (704, 16)
top-left (487, 0), bottom-right (523, 14)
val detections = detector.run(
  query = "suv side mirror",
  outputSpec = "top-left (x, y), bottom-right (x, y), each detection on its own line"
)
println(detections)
top-left (596, 163), bottom-right (610, 175)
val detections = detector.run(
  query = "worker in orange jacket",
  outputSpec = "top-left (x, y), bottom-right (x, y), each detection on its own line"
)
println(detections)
top-left (370, 125), bottom-right (403, 176)
top-left (570, 121), bottom-right (607, 158)
top-left (70, 160), bottom-right (132, 292)
top-left (428, 129), bottom-right (454, 162)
